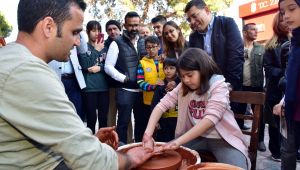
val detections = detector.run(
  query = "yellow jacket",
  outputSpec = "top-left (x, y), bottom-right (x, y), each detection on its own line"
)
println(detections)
top-left (138, 57), bottom-right (165, 105)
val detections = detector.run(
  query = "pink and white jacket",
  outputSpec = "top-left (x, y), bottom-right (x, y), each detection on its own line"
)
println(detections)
top-left (156, 74), bottom-right (251, 169)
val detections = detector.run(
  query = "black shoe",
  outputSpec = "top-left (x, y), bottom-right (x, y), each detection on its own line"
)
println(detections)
top-left (258, 141), bottom-right (266, 152)
top-left (271, 154), bottom-right (281, 162)
top-left (240, 124), bottom-right (251, 130)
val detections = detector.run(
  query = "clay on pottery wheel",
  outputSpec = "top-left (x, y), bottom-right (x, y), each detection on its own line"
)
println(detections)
top-left (129, 146), bottom-right (182, 170)
top-left (118, 142), bottom-right (200, 169)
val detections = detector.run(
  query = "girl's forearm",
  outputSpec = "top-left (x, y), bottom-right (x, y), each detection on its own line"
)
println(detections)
top-left (144, 106), bottom-right (164, 136)
top-left (176, 118), bottom-right (214, 145)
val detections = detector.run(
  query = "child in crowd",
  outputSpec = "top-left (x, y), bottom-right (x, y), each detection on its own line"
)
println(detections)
top-left (151, 58), bottom-right (180, 142)
top-left (137, 36), bottom-right (165, 137)
top-left (78, 21), bottom-right (109, 134)
top-left (273, 0), bottom-right (300, 169)
top-left (143, 48), bottom-right (250, 170)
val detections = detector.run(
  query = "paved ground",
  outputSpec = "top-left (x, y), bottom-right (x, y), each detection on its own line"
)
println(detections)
top-left (254, 123), bottom-right (300, 170)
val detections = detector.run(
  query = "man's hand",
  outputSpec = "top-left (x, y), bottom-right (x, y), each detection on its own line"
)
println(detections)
top-left (88, 65), bottom-right (101, 73)
top-left (165, 81), bottom-right (176, 92)
top-left (126, 147), bottom-right (154, 169)
top-left (273, 103), bottom-right (284, 117)
top-left (95, 126), bottom-right (119, 150)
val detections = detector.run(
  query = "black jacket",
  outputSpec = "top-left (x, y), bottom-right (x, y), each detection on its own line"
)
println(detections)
top-left (150, 77), bottom-right (181, 111)
top-left (264, 38), bottom-right (289, 101)
top-left (166, 41), bottom-right (189, 59)
top-left (110, 32), bottom-right (146, 89)
top-left (189, 16), bottom-right (244, 90)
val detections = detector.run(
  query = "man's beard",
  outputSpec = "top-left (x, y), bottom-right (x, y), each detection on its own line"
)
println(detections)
top-left (128, 30), bottom-right (139, 38)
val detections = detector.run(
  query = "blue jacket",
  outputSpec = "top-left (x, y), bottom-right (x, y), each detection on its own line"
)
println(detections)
top-left (285, 27), bottom-right (300, 120)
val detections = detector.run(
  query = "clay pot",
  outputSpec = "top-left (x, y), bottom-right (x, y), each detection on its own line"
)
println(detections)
top-left (118, 142), bottom-right (200, 170)
top-left (186, 162), bottom-right (243, 170)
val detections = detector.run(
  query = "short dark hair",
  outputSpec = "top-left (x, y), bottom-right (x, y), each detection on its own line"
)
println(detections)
top-left (178, 48), bottom-right (221, 96)
top-left (17, 0), bottom-right (86, 37)
top-left (144, 36), bottom-right (160, 46)
top-left (151, 15), bottom-right (167, 24)
top-left (124, 11), bottom-right (140, 23)
top-left (163, 57), bottom-right (177, 69)
top-left (185, 0), bottom-right (207, 13)
top-left (105, 20), bottom-right (122, 32)
top-left (86, 20), bottom-right (101, 34)
top-left (242, 23), bottom-right (256, 31)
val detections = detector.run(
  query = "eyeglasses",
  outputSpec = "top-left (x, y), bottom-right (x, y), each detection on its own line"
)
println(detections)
top-left (146, 45), bottom-right (158, 50)
top-left (186, 11), bottom-right (202, 23)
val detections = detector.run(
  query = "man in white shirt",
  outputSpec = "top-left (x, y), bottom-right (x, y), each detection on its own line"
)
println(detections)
top-left (48, 32), bottom-right (87, 120)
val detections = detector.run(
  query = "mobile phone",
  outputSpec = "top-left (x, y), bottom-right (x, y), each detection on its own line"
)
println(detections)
top-left (97, 33), bottom-right (104, 43)
top-left (0, 37), bottom-right (6, 47)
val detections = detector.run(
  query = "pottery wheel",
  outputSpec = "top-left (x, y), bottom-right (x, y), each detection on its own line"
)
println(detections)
top-left (131, 147), bottom-right (182, 170)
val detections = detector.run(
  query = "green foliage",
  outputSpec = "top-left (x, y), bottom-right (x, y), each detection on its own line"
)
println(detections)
top-left (86, 0), bottom-right (233, 35)
top-left (205, 0), bottom-right (233, 12)
top-left (0, 12), bottom-right (12, 38)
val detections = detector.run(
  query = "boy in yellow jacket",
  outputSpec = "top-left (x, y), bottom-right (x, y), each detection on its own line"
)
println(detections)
top-left (137, 36), bottom-right (165, 128)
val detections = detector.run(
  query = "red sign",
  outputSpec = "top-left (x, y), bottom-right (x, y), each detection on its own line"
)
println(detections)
top-left (239, 0), bottom-right (279, 18)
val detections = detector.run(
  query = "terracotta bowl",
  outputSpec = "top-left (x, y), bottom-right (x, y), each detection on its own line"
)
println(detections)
top-left (186, 162), bottom-right (243, 170)
top-left (118, 142), bottom-right (200, 170)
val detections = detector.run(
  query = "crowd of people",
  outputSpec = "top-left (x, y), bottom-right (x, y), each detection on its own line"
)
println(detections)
top-left (0, 0), bottom-right (300, 169)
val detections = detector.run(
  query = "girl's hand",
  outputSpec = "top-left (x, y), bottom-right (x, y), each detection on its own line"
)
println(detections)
top-left (158, 53), bottom-right (166, 62)
top-left (142, 133), bottom-right (155, 151)
top-left (165, 81), bottom-right (176, 92)
top-left (161, 140), bottom-right (180, 151)
top-left (156, 79), bottom-right (165, 86)
top-left (95, 39), bottom-right (104, 51)
top-left (88, 65), bottom-right (101, 73)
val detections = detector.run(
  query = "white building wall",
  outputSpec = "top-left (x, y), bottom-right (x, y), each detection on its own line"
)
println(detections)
top-left (217, 0), bottom-right (256, 36)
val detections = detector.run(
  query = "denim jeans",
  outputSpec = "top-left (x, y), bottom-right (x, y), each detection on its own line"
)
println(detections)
top-left (184, 137), bottom-right (248, 170)
top-left (116, 88), bottom-right (147, 143)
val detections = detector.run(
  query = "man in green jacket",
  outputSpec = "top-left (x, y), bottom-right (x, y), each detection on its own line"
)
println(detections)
top-left (242, 23), bottom-right (266, 151)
